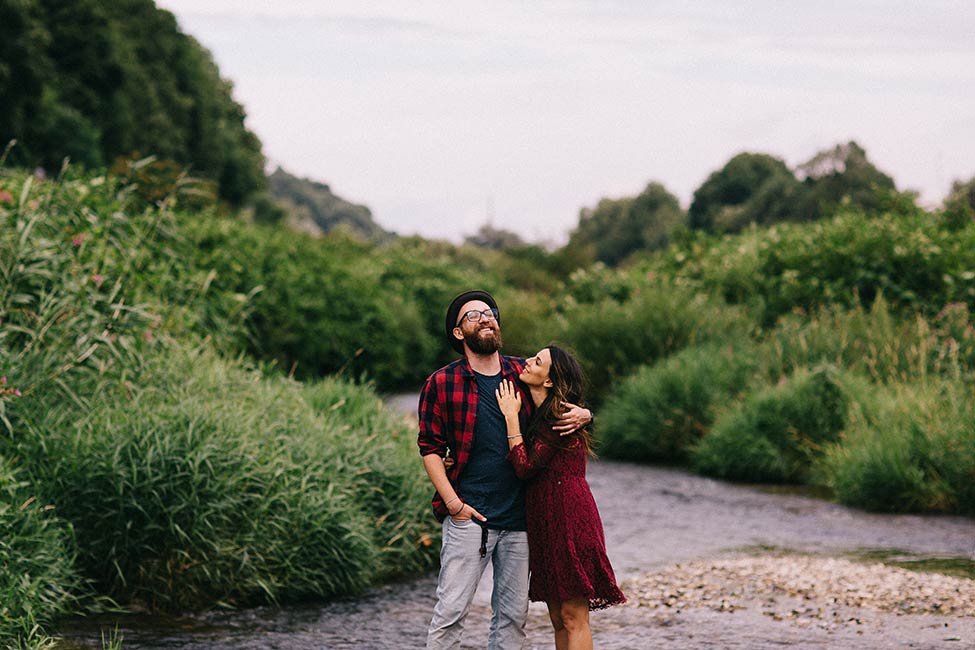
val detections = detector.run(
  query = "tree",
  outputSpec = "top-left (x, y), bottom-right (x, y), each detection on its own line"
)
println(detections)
top-left (796, 140), bottom-right (898, 219)
top-left (465, 224), bottom-right (526, 250)
top-left (941, 176), bottom-right (975, 230)
top-left (688, 152), bottom-right (800, 232)
top-left (567, 181), bottom-right (684, 266)
top-left (267, 167), bottom-right (392, 242)
top-left (0, 0), bottom-right (266, 204)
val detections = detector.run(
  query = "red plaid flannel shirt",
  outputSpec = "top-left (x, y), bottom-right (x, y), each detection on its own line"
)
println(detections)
top-left (417, 354), bottom-right (531, 521)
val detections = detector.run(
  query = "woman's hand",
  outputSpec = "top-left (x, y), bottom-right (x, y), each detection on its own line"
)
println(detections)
top-left (495, 379), bottom-right (522, 419)
top-left (552, 402), bottom-right (592, 435)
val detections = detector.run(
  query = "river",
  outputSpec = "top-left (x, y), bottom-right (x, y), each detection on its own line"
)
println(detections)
top-left (58, 395), bottom-right (975, 649)
top-left (58, 460), bottom-right (975, 649)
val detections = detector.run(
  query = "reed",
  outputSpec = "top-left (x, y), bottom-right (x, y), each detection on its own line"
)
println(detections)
top-left (0, 456), bottom-right (76, 644)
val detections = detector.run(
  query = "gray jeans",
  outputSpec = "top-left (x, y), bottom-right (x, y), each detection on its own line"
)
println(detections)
top-left (426, 517), bottom-right (530, 650)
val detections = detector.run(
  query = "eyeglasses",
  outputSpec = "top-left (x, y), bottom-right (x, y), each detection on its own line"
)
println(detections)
top-left (457, 308), bottom-right (499, 325)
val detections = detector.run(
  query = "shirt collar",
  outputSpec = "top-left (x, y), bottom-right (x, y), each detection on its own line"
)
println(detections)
top-left (458, 354), bottom-right (522, 380)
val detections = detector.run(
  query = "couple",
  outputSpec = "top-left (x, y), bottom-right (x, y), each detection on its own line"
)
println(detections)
top-left (417, 290), bottom-right (625, 650)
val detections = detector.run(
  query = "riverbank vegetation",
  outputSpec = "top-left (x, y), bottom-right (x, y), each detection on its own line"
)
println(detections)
top-left (0, 169), bottom-right (438, 646)
top-left (2, 148), bottom-right (974, 647)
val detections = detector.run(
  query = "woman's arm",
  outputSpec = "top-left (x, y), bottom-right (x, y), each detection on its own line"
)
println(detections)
top-left (496, 379), bottom-right (560, 480)
top-left (495, 379), bottom-right (524, 450)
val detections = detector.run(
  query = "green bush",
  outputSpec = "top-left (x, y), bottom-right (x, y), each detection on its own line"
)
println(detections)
top-left (598, 343), bottom-right (757, 463)
top-left (0, 456), bottom-right (76, 644)
top-left (554, 280), bottom-right (754, 404)
top-left (648, 210), bottom-right (975, 325)
top-left (182, 219), bottom-right (429, 387)
top-left (692, 366), bottom-right (852, 483)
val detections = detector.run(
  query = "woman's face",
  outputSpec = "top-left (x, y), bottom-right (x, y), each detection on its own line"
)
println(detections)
top-left (520, 348), bottom-right (553, 388)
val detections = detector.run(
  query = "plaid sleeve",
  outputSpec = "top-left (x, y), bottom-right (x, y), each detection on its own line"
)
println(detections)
top-left (417, 373), bottom-right (446, 457)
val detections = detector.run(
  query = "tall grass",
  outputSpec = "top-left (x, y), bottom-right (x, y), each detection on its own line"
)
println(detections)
top-left (820, 381), bottom-right (975, 514)
top-left (757, 296), bottom-right (968, 386)
top-left (301, 377), bottom-right (438, 580)
top-left (0, 456), bottom-right (76, 645)
top-left (14, 344), bottom-right (436, 611)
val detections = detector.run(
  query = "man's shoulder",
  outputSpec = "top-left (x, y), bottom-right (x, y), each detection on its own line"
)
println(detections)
top-left (425, 358), bottom-right (468, 383)
top-left (501, 355), bottom-right (526, 372)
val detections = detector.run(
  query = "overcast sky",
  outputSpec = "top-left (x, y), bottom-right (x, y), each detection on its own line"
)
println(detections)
top-left (156, 1), bottom-right (975, 244)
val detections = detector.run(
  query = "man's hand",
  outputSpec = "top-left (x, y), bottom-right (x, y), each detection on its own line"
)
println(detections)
top-left (450, 502), bottom-right (487, 523)
top-left (553, 402), bottom-right (592, 436)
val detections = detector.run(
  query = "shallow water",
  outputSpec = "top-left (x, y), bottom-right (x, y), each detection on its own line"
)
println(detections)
top-left (57, 460), bottom-right (975, 649)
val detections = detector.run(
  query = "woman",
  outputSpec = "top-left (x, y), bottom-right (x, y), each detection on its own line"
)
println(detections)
top-left (496, 345), bottom-right (625, 650)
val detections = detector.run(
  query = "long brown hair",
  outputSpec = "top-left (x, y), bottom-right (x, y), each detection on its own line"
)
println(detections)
top-left (527, 345), bottom-right (595, 456)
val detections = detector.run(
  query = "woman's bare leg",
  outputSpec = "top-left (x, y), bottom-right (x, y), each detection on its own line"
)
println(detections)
top-left (546, 600), bottom-right (568, 650)
top-left (559, 599), bottom-right (592, 650)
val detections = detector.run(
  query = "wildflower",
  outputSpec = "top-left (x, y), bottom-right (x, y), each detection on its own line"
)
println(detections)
top-left (72, 233), bottom-right (86, 247)
top-left (0, 376), bottom-right (5, 384)
top-left (28, 200), bottom-right (39, 210)
top-left (0, 382), bottom-right (22, 397)
top-left (0, 190), bottom-right (13, 203)
top-left (93, 274), bottom-right (105, 287)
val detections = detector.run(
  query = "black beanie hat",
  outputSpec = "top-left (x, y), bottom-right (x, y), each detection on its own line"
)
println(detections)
top-left (444, 290), bottom-right (500, 354)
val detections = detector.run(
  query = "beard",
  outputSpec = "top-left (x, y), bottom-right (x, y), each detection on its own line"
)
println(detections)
top-left (464, 323), bottom-right (503, 355)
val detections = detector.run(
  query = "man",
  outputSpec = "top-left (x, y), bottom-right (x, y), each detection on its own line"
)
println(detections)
top-left (417, 289), bottom-right (591, 650)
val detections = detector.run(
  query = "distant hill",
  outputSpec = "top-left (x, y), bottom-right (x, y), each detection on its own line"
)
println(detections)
top-left (268, 167), bottom-right (393, 242)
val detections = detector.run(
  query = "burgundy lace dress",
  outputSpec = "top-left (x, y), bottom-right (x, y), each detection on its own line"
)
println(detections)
top-left (507, 423), bottom-right (626, 610)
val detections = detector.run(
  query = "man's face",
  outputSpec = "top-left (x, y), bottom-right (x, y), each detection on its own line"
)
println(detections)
top-left (454, 300), bottom-right (502, 355)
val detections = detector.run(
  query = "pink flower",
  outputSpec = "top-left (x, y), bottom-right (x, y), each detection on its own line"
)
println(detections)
top-left (0, 377), bottom-right (6, 385)
top-left (13, 389), bottom-right (21, 397)
top-left (0, 190), bottom-right (13, 203)
top-left (72, 234), bottom-right (86, 247)
top-left (28, 200), bottom-right (39, 210)
top-left (93, 274), bottom-right (104, 287)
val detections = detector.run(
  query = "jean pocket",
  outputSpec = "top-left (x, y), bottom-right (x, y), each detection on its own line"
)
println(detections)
top-left (448, 516), bottom-right (476, 528)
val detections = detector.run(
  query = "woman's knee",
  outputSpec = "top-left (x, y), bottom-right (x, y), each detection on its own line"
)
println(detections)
top-left (547, 602), bottom-right (565, 631)
top-left (559, 601), bottom-right (590, 632)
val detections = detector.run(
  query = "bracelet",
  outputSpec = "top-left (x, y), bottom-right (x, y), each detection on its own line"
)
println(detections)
top-left (446, 498), bottom-right (464, 516)
top-left (507, 434), bottom-right (522, 439)
top-left (445, 496), bottom-right (460, 507)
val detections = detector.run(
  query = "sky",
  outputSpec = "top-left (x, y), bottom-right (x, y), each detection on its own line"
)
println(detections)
top-left (156, 1), bottom-right (975, 245)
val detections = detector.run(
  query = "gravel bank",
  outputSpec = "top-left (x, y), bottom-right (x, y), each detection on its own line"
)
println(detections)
top-left (582, 553), bottom-right (974, 649)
